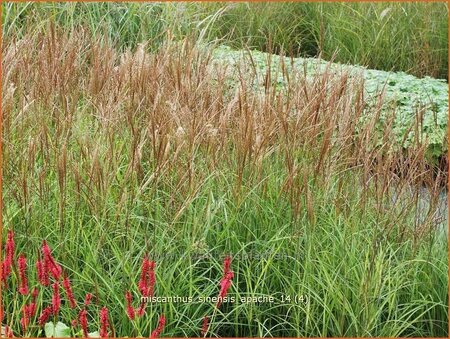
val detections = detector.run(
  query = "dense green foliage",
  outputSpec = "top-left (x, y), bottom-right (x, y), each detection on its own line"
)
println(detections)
top-left (2, 2), bottom-right (448, 78)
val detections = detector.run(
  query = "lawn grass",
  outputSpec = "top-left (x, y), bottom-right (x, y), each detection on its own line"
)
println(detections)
top-left (1, 24), bottom-right (448, 337)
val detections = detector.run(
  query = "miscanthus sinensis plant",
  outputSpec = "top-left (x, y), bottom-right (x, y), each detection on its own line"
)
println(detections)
top-left (1, 28), bottom-right (448, 337)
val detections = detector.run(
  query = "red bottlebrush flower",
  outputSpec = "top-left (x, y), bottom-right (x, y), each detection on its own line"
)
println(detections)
top-left (5, 230), bottom-right (15, 260)
top-left (223, 255), bottom-right (232, 277)
top-left (138, 256), bottom-right (156, 297)
top-left (138, 256), bottom-right (150, 295)
top-left (52, 282), bottom-right (61, 315)
top-left (3, 325), bottom-right (13, 338)
top-left (32, 287), bottom-right (39, 299)
top-left (21, 305), bottom-right (30, 331)
top-left (36, 259), bottom-right (49, 286)
top-left (62, 276), bottom-right (77, 308)
top-left (200, 315), bottom-right (209, 337)
top-left (99, 307), bottom-right (110, 337)
top-left (150, 314), bottom-right (166, 338)
top-left (2, 231), bottom-right (15, 284)
top-left (38, 306), bottom-right (53, 326)
top-left (125, 291), bottom-right (135, 320)
top-left (0, 303), bottom-right (4, 323)
top-left (71, 319), bottom-right (78, 327)
top-left (1, 258), bottom-right (12, 284)
top-left (42, 240), bottom-right (62, 281)
top-left (18, 254), bottom-right (29, 295)
top-left (136, 300), bottom-right (146, 317)
top-left (27, 302), bottom-right (37, 318)
top-left (84, 293), bottom-right (92, 306)
top-left (147, 261), bottom-right (156, 297)
top-left (50, 263), bottom-right (63, 281)
top-left (79, 309), bottom-right (88, 337)
top-left (216, 271), bottom-right (234, 308)
top-left (27, 287), bottom-right (38, 317)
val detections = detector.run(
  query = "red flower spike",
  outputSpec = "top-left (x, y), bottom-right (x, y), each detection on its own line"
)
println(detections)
top-left (147, 261), bottom-right (156, 297)
top-left (1, 231), bottom-right (14, 284)
top-left (138, 256), bottom-right (150, 295)
top-left (18, 254), bottom-right (29, 295)
top-left (36, 259), bottom-right (49, 286)
top-left (200, 316), bottom-right (209, 337)
top-left (150, 314), bottom-right (166, 338)
top-left (216, 271), bottom-right (234, 308)
top-left (137, 300), bottom-right (146, 317)
top-left (42, 240), bottom-right (62, 281)
top-left (38, 306), bottom-right (53, 326)
top-left (6, 231), bottom-right (15, 261)
top-left (125, 291), bottom-right (135, 320)
top-left (99, 306), bottom-right (110, 337)
top-left (1, 259), bottom-right (12, 285)
top-left (21, 306), bottom-right (30, 331)
top-left (84, 293), bottom-right (92, 306)
top-left (63, 276), bottom-right (77, 308)
top-left (223, 255), bottom-right (232, 277)
top-left (32, 287), bottom-right (39, 300)
top-left (79, 309), bottom-right (88, 337)
top-left (3, 325), bottom-right (13, 338)
top-left (52, 282), bottom-right (61, 315)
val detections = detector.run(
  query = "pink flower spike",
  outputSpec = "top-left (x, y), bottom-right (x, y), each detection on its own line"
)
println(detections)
top-left (36, 258), bottom-right (49, 286)
top-left (79, 309), bottom-right (88, 337)
top-left (2, 231), bottom-right (15, 285)
top-left (63, 276), bottom-right (77, 308)
top-left (201, 315), bottom-right (209, 337)
top-left (84, 293), bottom-right (93, 306)
top-left (150, 314), bottom-right (166, 338)
top-left (52, 282), bottom-right (61, 315)
top-left (17, 254), bottom-right (29, 295)
top-left (138, 256), bottom-right (150, 295)
top-left (223, 255), bottom-right (232, 276)
top-left (38, 306), bottom-right (53, 326)
top-left (216, 271), bottom-right (234, 308)
top-left (125, 291), bottom-right (135, 320)
top-left (4, 325), bottom-right (13, 338)
top-left (99, 306), bottom-right (110, 337)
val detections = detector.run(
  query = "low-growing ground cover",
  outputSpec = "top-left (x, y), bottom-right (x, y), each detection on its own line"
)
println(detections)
top-left (1, 27), bottom-right (448, 337)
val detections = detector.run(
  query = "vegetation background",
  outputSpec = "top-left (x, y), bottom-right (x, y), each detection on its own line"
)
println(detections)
top-left (2, 1), bottom-right (448, 79)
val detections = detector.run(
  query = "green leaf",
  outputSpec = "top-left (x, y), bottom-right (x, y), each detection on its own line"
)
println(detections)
top-left (88, 331), bottom-right (101, 338)
top-left (44, 322), bottom-right (71, 338)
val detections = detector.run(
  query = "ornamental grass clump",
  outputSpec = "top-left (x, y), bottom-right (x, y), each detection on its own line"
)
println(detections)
top-left (1, 25), bottom-right (448, 337)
